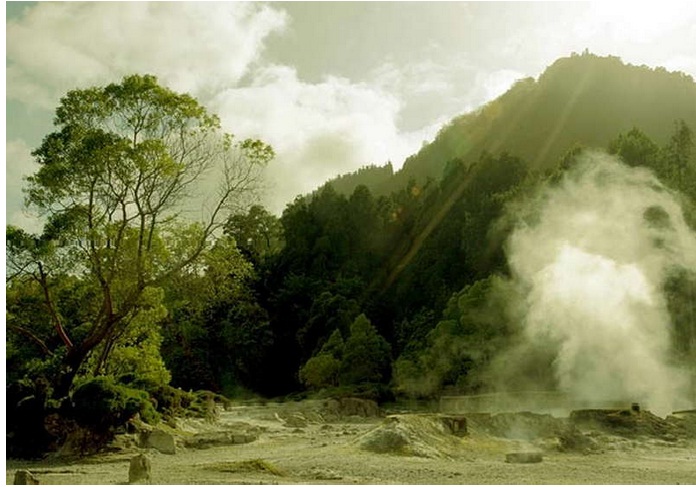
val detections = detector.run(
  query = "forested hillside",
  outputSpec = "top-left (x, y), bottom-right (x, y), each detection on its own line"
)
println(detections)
top-left (322, 52), bottom-right (696, 197)
top-left (7, 55), bottom-right (696, 458)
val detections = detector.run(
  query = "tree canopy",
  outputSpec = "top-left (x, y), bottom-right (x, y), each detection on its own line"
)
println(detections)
top-left (7, 74), bottom-right (273, 397)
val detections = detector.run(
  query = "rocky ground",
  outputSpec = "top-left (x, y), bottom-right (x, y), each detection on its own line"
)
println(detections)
top-left (5, 399), bottom-right (696, 485)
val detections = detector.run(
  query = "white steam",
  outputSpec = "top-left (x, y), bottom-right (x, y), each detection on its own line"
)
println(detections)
top-left (506, 152), bottom-right (696, 415)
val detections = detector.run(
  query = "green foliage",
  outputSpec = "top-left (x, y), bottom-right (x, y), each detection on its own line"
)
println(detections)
top-left (321, 329), bottom-right (345, 359)
top-left (115, 374), bottom-right (195, 418)
top-left (298, 314), bottom-right (391, 391)
top-left (318, 163), bottom-right (395, 198)
top-left (84, 286), bottom-right (171, 386)
top-left (607, 121), bottom-right (696, 215)
top-left (394, 276), bottom-right (514, 397)
top-left (340, 315), bottom-right (392, 386)
top-left (6, 274), bottom-right (99, 385)
top-left (224, 205), bottom-right (284, 263)
top-left (71, 376), bottom-right (159, 431)
top-left (664, 269), bottom-right (696, 369)
top-left (299, 354), bottom-right (342, 389)
top-left (7, 73), bottom-right (272, 400)
top-left (161, 235), bottom-right (273, 396)
top-left (150, 385), bottom-right (195, 418)
top-left (299, 329), bottom-right (344, 389)
top-left (664, 120), bottom-right (696, 201)
top-left (298, 291), bottom-right (359, 361)
top-left (608, 127), bottom-right (660, 167)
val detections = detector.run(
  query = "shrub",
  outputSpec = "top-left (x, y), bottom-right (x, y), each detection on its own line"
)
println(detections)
top-left (150, 385), bottom-right (195, 418)
top-left (117, 374), bottom-right (195, 419)
top-left (339, 315), bottom-right (391, 386)
top-left (300, 354), bottom-right (341, 389)
top-left (71, 376), bottom-right (159, 432)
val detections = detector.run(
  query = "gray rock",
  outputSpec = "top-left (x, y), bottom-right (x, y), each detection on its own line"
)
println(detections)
top-left (128, 454), bottom-right (152, 484)
top-left (285, 414), bottom-right (309, 428)
top-left (308, 467), bottom-right (342, 480)
top-left (505, 451), bottom-right (543, 463)
top-left (140, 429), bottom-right (176, 455)
top-left (324, 397), bottom-right (380, 418)
top-left (439, 415), bottom-right (467, 437)
top-left (180, 430), bottom-right (258, 449)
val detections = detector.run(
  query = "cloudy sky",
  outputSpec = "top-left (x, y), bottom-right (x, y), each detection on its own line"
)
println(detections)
top-left (6, 1), bottom-right (696, 230)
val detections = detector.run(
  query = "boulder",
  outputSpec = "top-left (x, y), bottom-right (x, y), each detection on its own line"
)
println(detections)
top-left (325, 398), bottom-right (380, 418)
top-left (140, 429), bottom-right (176, 454)
top-left (361, 428), bottom-right (409, 454)
top-left (282, 414), bottom-right (308, 428)
top-left (359, 414), bottom-right (463, 458)
top-left (505, 451), bottom-right (543, 463)
top-left (556, 426), bottom-right (598, 453)
top-left (307, 467), bottom-right (343, 480)
top-left (128, 454), bottom-right (152, 484)
top-left (54, 425), bottom-right (109, 457)
top-left (13, 470), bottom-right (39, 485)
top-left (107, 434), bottom-right (139, 453)
top-left (202, 459), bottom-right (285, 476)
top-left (181, 431), bottom-right (258, 449)
top-left (439, 415), bottom-right (467, 437)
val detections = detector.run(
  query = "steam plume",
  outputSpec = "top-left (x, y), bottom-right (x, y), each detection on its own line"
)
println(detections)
top-left (505, 152), bottom-right (696, 415)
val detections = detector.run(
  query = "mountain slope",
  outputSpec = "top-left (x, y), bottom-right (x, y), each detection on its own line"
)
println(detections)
top-left (323, 52), bottom-right (696, 196)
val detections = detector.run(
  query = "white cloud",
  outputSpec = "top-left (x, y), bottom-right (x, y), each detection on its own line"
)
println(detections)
top-left (7, 2), bottom-right (287, 108)
top-left (7, 2), bottom-right (451, 215)
top-left (211, 65), bottom-right (439, 213)
top-left (6, 2), bottom-right (548, 217)
top-left (6, 139), bottom-right (42, 233)
top-left (371, 58), bottom-right (477, 129)
top-left (583, 1), bottom-right (695, 44)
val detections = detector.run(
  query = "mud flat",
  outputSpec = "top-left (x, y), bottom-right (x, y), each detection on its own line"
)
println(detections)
top-left (6, 400), bottom-right (696, 485)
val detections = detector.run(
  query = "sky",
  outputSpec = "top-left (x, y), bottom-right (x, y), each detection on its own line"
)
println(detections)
top-left (6, 1), bottom-right (696, 230)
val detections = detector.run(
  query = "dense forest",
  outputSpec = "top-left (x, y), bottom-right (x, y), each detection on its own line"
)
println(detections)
top-left (6, 53), bottom-right (696, 457)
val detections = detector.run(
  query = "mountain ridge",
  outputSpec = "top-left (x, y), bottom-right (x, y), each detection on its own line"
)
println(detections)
top-left (318, 52), bottom-right (696, 198)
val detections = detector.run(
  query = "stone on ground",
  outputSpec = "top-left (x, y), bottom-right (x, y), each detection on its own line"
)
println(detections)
top-left (140, 429), bottom-right (176, 454)
top-left (13, 470), bottom-right (39, 485)
top-left (202, 459), bottom-right (285, 476)
top-left (128, 454), bottom-right (152, 484)
top-left (359, 414), bottom-right (465, 458)
top-left (324, 398), bottom-right (380, 418)
top-left (181, 430), bottom-right (258, 449)
top-left (505, 451), bottom-right (543, 463)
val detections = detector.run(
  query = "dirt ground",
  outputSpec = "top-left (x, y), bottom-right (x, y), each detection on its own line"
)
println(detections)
top-left (5, 400), bottom-right (696, 485)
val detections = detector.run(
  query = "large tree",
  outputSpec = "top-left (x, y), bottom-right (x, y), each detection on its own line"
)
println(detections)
top-left (7, 74), bottom-right (273, 397)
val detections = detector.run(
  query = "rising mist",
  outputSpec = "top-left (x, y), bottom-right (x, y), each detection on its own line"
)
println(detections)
top-left (500, 152), bottom-right (696, 415)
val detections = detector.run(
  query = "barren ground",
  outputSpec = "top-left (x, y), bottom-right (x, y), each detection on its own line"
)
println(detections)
top-left (6, 400), bottom-right (696, 485)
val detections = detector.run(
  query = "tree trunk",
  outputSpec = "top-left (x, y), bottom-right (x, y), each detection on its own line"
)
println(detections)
top-left (53, 347), bottom-right (88, 400)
